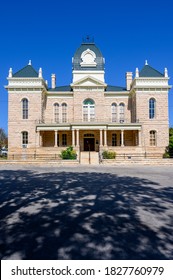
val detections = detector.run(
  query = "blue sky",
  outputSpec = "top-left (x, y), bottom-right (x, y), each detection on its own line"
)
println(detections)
top-left (0, 0), bottom-right (173, 133)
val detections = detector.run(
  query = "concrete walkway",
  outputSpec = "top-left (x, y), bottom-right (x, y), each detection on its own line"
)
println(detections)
top-left (0, 165), bottom-right (173, 259)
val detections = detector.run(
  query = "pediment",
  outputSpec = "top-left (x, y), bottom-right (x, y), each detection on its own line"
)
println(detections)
top-left (71, 75), bottom-right (107, 88)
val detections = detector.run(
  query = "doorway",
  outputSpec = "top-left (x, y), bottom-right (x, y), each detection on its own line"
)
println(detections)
top-left (84, 138), bottom-right (95, 151)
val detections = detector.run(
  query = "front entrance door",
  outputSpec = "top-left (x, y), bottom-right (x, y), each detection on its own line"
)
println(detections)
top-left (84, 138), bottom-right (95, 151)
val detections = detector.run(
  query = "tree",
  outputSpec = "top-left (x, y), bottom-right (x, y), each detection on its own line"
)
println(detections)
top-left (169, 128), bottom-right (173, 157)
top-left (0, 128), bottom-right (8, 149)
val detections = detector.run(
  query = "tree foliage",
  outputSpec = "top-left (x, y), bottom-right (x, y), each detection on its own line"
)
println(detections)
top-left (169, 128), bottom-right (173, 157)
top-left (0, 128), bottom-right (8, 148)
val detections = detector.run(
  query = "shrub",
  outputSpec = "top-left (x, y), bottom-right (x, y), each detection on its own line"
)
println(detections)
top-left (102, 150), bottom-right (116, 159)
top-left (163, 152), bottom-right (170, 158)
top-left (60, 146), bottom-right (77, 160)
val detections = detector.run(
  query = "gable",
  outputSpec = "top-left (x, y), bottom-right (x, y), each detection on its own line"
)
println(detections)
top-left (71, 75), bottom-right (107, 88)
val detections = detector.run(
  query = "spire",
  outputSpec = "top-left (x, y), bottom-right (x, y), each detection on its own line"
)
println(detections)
top-left (28, 60), bottom-right (32, 65)
top-left (145, 60), bottom-right (148, 65)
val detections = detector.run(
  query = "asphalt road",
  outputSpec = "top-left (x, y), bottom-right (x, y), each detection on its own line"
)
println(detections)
top-left (0, 164), bottom-right (173, 259)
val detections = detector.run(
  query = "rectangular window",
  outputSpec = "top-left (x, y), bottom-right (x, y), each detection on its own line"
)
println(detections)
top-left (150, 131), bottom-right (156, 146)
top-left (112, 133), bottom-right (117, 146)
top-left (22, 99), bottom-right (28, 119)
top-left (83, 105), bottom-right (88, 121)
top-left (22, 131), bottom-right (28, 145)
top-left (119, 103), bottom-right (125, 122)
top-left (57, 134), bottom-right (59, 146)
top-left (112, 104), bottom-right (117, 122)
top-left (62, 104), bottom-right (67, 123)
top-left (54, 104), bottom-right (59, 123)
top-left (90, 105), bottom-right (95, 121)
top-left (149, 99), bottom-right (156, 119)
top-left (62, 134), bottom-right (67, 146)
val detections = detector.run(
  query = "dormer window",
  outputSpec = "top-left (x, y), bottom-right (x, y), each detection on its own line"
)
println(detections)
top-left (80, 49), bottom-right (97, 67)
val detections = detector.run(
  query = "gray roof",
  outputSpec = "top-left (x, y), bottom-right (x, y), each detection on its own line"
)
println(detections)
top-left (13, 65), bottom-right (38, 77)
top-left (106, 85), bottom-right (126, 91)
top-left (73, 42), bottom-right (105, 71)
top-left (139, 65), bottom-right (164, 77)
top-left (48, 85), bottom-right (72, 92)
top-left (48, 85), bottom-right (126, 92)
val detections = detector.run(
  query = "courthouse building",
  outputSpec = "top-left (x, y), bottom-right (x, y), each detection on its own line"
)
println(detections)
top-left (6, 39), bottom-right (171, 161)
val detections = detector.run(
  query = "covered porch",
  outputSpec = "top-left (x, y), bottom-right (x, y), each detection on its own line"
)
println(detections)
top-left (36, 123), bottom-right (142, 153)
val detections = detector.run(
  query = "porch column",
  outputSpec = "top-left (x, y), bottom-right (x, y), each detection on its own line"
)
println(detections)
top-left (37, 130), bottom-right (40, 147)
top-left (39, 131), bottom-right (43, 147)
top-left (100, 129), bottom-right (103, 146)
top-left (121, 130), bottom-right (124, 147)
top-left (76, 129), bottom-right (79, 146)
top-left (54, 130), bottom-right (58, 147)
top-left (72, 129), bottom-right (75, 146)
top-left (104, 129), bottom-right (107, 146)
top-left (138, 130), bottom-right (142, 146)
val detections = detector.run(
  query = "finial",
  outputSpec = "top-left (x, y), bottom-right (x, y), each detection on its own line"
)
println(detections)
top-left (82, 35), bottom-right (94, 43)
top-left (28, 60), bottom-right (32, 65)
top-left (38, 67), bottom-right (42, 78)
top-left (164, 67), bottom-right (168, 77)
top-left (135, 67), bottom-right (139, 78)
top-left (145, 60), bottom-right (148, 65)
top-left (8, 67), bottom-right (13, 78)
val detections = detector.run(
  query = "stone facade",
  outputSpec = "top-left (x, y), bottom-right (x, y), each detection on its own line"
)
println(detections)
top-left (5, 41), bottom-right (171, 160)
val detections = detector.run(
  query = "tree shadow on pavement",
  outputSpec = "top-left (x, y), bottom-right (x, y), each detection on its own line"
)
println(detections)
top-left (0, 169), bottom-right (173, 260)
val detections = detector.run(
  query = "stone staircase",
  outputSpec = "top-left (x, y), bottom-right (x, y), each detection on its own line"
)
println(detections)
top-left (80, 152), bottom-right (99, 165)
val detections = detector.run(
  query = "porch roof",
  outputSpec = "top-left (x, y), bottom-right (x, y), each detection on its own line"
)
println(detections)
top-left (36, 122), bottom-right (142, 131)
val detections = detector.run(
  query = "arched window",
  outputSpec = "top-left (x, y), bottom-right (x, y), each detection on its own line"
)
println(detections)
top-left (83, 99), bottom-right (95, 122)
top-left (54, 103), bottom-right (59, 123)
top-left (149, 98), bottom-right (156, 119)
top-left (22, 131), bottom-right (28, 146)
top-left (111, 103), bottom-right (117, 122)
top-left (119, 103), bottom-right (125, 122)
top-left (62, 103), bottom-right (67, 123)
top-left (150, 130), bottom-right (156, 146)
top-left (22, 98), bottom-right (28, 119)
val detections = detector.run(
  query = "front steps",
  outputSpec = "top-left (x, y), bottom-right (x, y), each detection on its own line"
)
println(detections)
top-left (80, 152), bottom-right (99, 165)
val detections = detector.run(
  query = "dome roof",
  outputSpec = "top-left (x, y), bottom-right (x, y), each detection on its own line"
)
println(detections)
top-left (72, 42), bottom-right (105, 71)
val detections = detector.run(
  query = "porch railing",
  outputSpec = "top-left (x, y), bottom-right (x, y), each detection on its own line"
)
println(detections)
top-left (36, 118), bottom-right (140, 125)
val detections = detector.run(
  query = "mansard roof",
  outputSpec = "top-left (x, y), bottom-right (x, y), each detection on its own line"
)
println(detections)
top-left (139, 64), bottom-right (164, 77)
top-left (73, 42), bottom-right (105, 71)
top-left (13, 64), bottom-right (38, 78)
